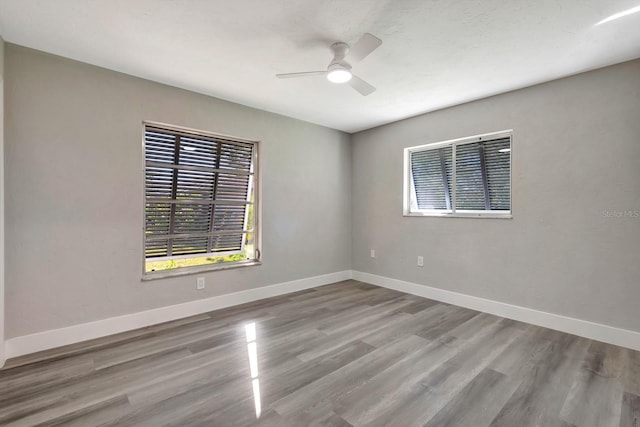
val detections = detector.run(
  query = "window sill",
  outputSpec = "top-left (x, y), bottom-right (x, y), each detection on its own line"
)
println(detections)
top-left (142, 260), bottom-right (262, 281)
top-left (404, 212), bottom-right (512, 219)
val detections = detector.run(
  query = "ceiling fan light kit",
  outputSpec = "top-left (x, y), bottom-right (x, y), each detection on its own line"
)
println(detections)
top-left (276, 33), bottom-right (382, 96)
top-left (327, 65), bottom-right (352, 83)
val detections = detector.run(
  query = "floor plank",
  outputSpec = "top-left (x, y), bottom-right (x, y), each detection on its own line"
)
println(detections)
top-left (489, 333), bottom-right (591, 427)
top-left (560, 341), bottom-right (625, 427)
top-left (424, 368), bottom-right (515, 427)
top-left (620, 392), bottom-right (640, 427)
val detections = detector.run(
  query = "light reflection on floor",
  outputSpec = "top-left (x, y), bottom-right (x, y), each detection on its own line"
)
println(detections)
top-left (245, 322), bottom-right (262, 419)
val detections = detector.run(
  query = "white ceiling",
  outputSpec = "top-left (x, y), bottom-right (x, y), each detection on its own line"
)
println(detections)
top-left (1, 1), bottom-right (639, 133)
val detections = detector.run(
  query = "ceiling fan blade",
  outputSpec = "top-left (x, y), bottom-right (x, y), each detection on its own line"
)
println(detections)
top-left (347, 33), bottom-right (382, 64)
top-left (276, 71), bottom-right (327, 79)
top-left (349, 75), bottom-right (376, 96)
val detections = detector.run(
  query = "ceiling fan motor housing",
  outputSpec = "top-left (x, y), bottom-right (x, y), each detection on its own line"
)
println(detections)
top-left (330, 41), bottom-right (350, 61)
top-left (328, 61), bottom-right (352, 73)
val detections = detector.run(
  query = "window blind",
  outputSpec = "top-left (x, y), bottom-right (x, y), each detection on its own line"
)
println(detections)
top-left (410, 146), bottom-right (452, 210)
top-left (408, 133), bottom-right (511, 215)
top-left (144, 125), bottom-right (255, 259)
top-left (455, 142), bottom-right (486, 211)
top-left (483, 138), bottom-right (511, 210)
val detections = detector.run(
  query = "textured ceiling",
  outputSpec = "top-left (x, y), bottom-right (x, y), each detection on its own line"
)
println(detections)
top-left (1, 0), bottom-right (639, 132)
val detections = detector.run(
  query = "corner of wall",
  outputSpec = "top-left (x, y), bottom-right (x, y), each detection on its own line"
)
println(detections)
top-left (0, 34), bottom-right (6, 367)
top-left (347, 132), bottom-right (355, 271)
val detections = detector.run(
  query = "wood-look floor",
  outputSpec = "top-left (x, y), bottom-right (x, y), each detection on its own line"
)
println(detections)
top-left (1, 280), bottom-right (639, 426)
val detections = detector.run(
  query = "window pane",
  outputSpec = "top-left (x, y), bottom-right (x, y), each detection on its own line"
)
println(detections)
top-left (175, 169), bottom-right (216, 200)
top-left (483, 138), bottom-right (511, 210)
top-left (145, 130), bottom-right (176, 164)
top-left (145, 237), bottom-right (169, 259)
top-left (455, 142), bottom-right (485, 210)
top-left (212, 204), bottom-right (247, 231)
top-left (145, 203), bottom-right (171, 237)
top-left (211, 233), bottom-right (244, 252)
top-left (410, 146), bottom-right (452, 210)
top-left (219, 142), bottom-right (254, 171)
top-left (173, 203), bottom-right (213, 234)
top-left (145, 167), bottom-right (173, 199)
top-left (178, 136), bottom-right (218, 168)
top-left (171, 236), bottom-right (209, 256)
top-left (216, 173), bottom-right (250, 201)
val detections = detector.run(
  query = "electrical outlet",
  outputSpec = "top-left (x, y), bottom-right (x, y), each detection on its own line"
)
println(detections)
top-left (370, 249), bottom-right (376, 258)
top-left (417, 256), bottom-right (424, 267)
top-left (196, 277), bottom-right (205, 290)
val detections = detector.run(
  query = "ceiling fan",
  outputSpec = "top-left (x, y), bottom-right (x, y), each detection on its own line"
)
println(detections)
top-left (276, 33), bottom-right (382, 96)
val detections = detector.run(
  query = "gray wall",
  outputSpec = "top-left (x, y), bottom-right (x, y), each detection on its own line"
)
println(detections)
top-left (352, 59), bottom-right (640, 332)
top-left (0, 35), bottom-right (5, 363)
top-left (4, 45), bottom-right (352, 338)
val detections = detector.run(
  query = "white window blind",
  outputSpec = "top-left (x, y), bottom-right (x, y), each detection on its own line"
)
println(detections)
top-left (144, 124), bottom-right (257, 261)
top-left (410, 146), bottom-right (452, 210)
top-left (405, 131), bottom-right (511, 217)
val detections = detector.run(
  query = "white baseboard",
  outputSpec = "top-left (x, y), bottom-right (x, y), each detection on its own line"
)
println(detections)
top-left (4, 270), bottom-right (353, 360)
top-left (352, 270), bottom-right (640, 352)
top-left (6, 269), bottom-right (639, 362)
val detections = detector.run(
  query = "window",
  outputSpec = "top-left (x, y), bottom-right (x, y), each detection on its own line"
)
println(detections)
top-left (143, 122), bottom-right (260, 276)
top-left (404, 130), bottom-right (511, 218)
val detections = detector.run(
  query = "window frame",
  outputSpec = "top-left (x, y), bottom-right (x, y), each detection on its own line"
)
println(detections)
top-left (403, 130), bottom-right (513, 219)
top-left (141, 121), bottom-right (262, 280)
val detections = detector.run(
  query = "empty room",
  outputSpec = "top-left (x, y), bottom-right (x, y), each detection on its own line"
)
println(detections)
top-left (0, 1), bottom-right (639, 426)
